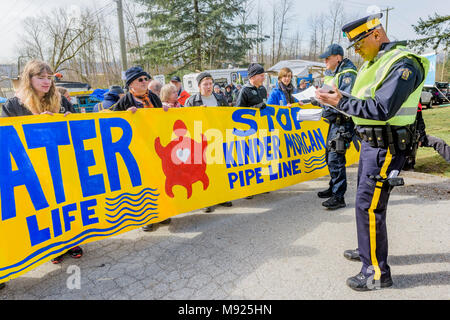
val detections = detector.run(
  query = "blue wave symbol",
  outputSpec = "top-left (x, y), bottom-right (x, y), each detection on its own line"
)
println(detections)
top-left (106, 208), bottom-right (159, 224)
top-left (305, 162), bottom-right (328, 173)
top-left (104, 187), bottom-right (159, 225)
top-left (304, 159), bottom-right (327, 169)
top-left (304, 154), bottom-right (326, 166)
top-left (105, 196), bottom-right (158, 212)
top-left (105, 190), bottom-right (160, 206)
top-left (0, 213), bottom-right (159, 281)
top-left (0, 186), bottom-right (161, 282)
top-left (105, 188), bottom-right (159, 202)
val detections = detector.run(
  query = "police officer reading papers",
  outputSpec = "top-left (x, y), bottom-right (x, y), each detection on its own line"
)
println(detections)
top-left (317, 44), bottom-right (357, 210)
top-left (315, 13), bottom-right (429, 291)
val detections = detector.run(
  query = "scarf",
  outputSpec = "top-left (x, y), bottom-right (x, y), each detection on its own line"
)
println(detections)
top-left (131, 89), bottom-right (154, 108)
top-left (278, 81), bottom-right (296, 104)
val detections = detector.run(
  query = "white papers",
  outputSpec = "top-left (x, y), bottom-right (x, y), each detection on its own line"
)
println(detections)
top-left (292, 86), bottom-right (317, 101)
top-left (296, 108), bottom-right (323, 121)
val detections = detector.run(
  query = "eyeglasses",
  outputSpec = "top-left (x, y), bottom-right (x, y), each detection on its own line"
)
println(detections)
top-left (137, 77), bottom-right (149, 82)
top-left (353, 31), bottom-right (374, 50)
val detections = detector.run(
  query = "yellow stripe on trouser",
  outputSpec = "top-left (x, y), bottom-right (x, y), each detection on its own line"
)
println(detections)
top-left (367, 149), bottom-right (392, 280)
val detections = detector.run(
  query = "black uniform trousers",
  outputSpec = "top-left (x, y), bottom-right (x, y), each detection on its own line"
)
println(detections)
top-left (325, 121), bottom-right (354, 198)
top-left (356, 140), bottom-right (406, 281)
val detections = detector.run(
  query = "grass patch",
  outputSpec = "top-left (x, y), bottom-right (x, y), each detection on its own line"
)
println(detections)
top-left (414, 105), bottom-right (450, 177)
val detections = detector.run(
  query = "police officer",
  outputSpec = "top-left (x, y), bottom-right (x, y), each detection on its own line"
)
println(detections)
top-left (235, 63), bottom-right (268, 109)
top-left (316, 13), bottom-right (429, 291)
top-left (317, 44), bottom-right (358, 210)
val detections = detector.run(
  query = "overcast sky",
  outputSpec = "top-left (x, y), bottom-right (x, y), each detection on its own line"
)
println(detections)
top-left (0, 0), bottom-right (447, 63)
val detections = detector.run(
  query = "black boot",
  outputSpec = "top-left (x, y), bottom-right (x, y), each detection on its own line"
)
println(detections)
top-left (0, 282), bottom-right (5, 290)
top-left (317, 188), bottom-right (332, 198)
top-left (159, 218), bottom-right (172, 225)
top-left (344, 248), bottom-right (360, 261)
top-left (346, 272), bottom-right (393, 291)
top-left (219, 201), bottom-right (233, 207)
top-left (142, 224), bottom-right (157, 232)
top-left (322, 196), bottom-right (346, 210)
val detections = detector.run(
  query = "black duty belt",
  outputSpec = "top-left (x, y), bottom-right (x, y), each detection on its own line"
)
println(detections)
top-left (357, 124), bottom-right (415, 155)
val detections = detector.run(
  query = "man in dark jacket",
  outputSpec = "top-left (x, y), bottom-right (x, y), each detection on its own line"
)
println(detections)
top-left (184, 72), bottom-right (228, 107)
top-left (234, 63), bottom-right (268, 200)
top-left (234, 63), bottom-right (267, 109)
top-left (93, 86), bottom-right (124, 112)
top-left (111, 66), bottom-right (169, 232)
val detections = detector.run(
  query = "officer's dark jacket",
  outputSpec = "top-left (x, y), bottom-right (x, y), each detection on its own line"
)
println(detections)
top-left (1, 96), bottom-right (76, 117)
top-left (337, 41), bottom-right (425, 124)
top-left (322, 58), bottom-right (357, 121)
top-left (112, 90), bottom-right (162, 111)
top-left (184, 92), bottom-right (228, 107)
top-left (234, 83), bottom-right (268, 108)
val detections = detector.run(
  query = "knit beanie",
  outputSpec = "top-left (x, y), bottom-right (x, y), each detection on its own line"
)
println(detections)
top-left (196, 72), bottom-right (213, 85)
top-left (125, 66), bottom-right (151, 88)
top-left (248, 63), bottom-right (265, 78)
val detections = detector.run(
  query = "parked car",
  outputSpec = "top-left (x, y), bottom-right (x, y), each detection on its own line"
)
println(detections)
top-left (430, 82), bottom-right (450, 105)
top-left (420, 86), bottom-right (433, 108)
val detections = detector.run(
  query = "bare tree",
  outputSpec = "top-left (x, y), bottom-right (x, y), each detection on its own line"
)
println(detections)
top-left (19, 8), bottom-right (96, 72)
top-left (276, 0), bottom-right (293, 62)
top-left (327, 0), bottom-right (344, 45)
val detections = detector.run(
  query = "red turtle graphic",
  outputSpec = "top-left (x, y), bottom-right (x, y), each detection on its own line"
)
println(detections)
top-left (155, 120), bottom-right (209, 198)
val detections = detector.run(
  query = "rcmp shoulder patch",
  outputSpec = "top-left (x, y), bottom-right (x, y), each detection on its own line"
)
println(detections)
top-left (400, 68), bottom-right (412, 81)
top-left (343, 77), bottom-right (352, 84)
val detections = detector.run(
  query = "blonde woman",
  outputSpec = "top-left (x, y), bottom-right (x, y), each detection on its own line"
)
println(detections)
top-left (160, 83), bottom-right (182, 110)
top-left (1, 60), bottom-right (82, 264)
top-left (2, 60), bottom-right (75, 116)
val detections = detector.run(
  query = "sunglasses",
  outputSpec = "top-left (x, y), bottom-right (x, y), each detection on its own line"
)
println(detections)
top-left (353, 31), bottom-right (374, 50)
top-left (136, 77), bottom-right (149, 82)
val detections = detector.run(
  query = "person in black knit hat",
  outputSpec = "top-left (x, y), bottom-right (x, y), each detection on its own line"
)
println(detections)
top-left (234, 63), bottom-right (267, 109)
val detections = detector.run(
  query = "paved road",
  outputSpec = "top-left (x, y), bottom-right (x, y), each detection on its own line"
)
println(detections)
top-left (1, 165), bottom-right (449, 300)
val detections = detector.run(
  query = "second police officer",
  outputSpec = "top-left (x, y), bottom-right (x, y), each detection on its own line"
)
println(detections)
top-left (316, 13), bottom-right (429, 291)
top-left (317, 44), bottom-right (358, 210)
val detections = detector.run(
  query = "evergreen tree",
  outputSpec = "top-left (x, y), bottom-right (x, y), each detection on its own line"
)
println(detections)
top-left (134, 0), bottom-right (260, 73)
top-left (409, 13), bottom-right (450, 51)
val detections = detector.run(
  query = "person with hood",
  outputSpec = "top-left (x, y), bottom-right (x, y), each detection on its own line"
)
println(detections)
top-left (316, 44), bottom-right (358, 210)
top-left (93, 86), bottom-right (125, 112)
top-left (267, 67), bottom-right (299, 106)
top-left (224, 84), bottom-right (234, 106)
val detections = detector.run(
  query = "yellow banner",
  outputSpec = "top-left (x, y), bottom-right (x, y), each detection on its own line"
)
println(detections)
top-left (0, 105), bottom-right (360, 283)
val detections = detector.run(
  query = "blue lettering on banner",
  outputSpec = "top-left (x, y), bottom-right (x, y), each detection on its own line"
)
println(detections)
top-left (23, 122), bottom-right (71, 204)
top-left (0, 126), bottom-right (49, 221)
top-left (26, 199), bottom-right (100, 247)
top-left (70, 120), bottom-right (106, 198)
top-left (232, 109), bottom-right (258, 137)
top-left (100, 118), bottom-right (142, 192)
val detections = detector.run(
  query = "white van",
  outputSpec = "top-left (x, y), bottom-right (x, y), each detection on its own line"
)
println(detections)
top-left (183, 68), bottom-right (248, 94)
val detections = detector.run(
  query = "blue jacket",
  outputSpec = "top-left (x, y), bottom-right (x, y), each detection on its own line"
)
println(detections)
top-left (93, 91), bottom-right (121, 112)
top-left (267, 83), bottom-right (299, 106)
